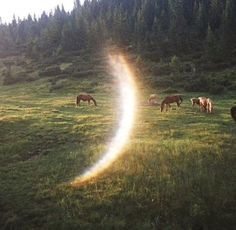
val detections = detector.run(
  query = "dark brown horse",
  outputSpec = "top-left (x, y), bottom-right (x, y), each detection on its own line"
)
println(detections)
top-left (76, 94), bottom-right (97, 106)
top-left (161, 95), bottom-right (183, 112)
top-left (231, 106), bottom-right (236, 122)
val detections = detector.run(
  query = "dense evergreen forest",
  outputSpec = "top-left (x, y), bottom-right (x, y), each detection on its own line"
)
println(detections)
top-left (0, 0), bottom-right (236, 63)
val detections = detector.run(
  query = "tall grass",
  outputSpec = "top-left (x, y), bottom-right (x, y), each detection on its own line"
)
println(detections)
top-left (0, 64), bottom-right (235, 229)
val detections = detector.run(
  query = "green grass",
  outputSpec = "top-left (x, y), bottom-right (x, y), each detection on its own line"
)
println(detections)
top-left (0, 64), bottom-right (235, 229)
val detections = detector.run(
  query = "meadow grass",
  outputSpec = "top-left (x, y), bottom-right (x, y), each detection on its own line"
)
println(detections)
top-left (0, 70), bottom-right (235, 229)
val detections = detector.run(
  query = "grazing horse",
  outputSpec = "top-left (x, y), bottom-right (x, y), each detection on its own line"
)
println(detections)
top-left (230, 106), bottom-right (236, 122)
top-left (148, 94), bottom-right (157, 105)
top-left (190, 98), bottom-right (200, 107)
top-left (198, 97), bottom-right (208, 112)
top-left (161, 95), bottom-right (183, 112)
top-left (76, 94), bottom-right (97, 106)
top-left (206, 98), bottom-right (214, 113)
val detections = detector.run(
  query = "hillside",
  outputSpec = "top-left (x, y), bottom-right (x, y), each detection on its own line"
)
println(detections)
top-left (0, 51), bottom-right (236, 229)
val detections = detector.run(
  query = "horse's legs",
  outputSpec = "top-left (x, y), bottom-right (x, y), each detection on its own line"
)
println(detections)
top-left (166, 103), bottom-right (170, 112)
top-left (88, 100), bottom-right (90, 105)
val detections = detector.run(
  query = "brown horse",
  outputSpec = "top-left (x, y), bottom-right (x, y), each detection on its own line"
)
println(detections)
top-left (76, 94), bottom-right (97, 106)
top-left (161, 95), bottom-right (183, 112)
top-left (198, 97), bottom-right (208, 112)
top-left (231, 106), bottom-right (236, 122)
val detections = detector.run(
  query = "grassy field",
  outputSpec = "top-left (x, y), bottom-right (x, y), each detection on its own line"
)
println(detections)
top-left (0, 56), bottom-right (236, 230)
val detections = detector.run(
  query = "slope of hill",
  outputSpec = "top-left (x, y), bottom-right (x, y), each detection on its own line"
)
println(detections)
top-left (0, 52), bottom-right (235, 229)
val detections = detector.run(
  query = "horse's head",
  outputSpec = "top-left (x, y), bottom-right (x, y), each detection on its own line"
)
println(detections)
top-left (190, 98), bottom-right (195, 106)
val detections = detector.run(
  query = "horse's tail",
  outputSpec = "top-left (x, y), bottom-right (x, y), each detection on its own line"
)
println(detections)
top-left (160, 100), bottom-right (165, 112)
top-left (91, 97), bottom-right (97, 106)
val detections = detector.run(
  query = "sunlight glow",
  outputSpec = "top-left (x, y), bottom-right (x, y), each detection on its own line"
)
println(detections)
top-left (71, 54), bottom-right (137, 186)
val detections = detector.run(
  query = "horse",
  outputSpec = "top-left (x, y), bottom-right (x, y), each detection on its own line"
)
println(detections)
top-left (206, 98), bottom-right (214, 113)
top-left (230, 106), bottom-right (236, 122)
top-left (198, 97), bottom-right (208, 112)
top-left (148, 94), bottom-right (158, 105)
top-left (161, 95), bottom-right (183, 112)
top-left (76, 94), bottom-right (97, 106)
top-left (190, 98), bottom-right (200, 107)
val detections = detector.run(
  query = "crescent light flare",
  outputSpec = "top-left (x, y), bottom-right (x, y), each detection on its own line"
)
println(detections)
top-left (71, 54), bottom-right (137, 186)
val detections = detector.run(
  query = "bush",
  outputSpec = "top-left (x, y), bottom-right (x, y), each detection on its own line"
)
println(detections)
top-left (3, 71), bottom-right (33, 85)
top-left (49, 79), bottom-right (67, 92)
top-left (184, 81), bottom-right (201, 92)
top-left (39, 65), bottom-right (61, 77)
top-left (61, 65), bottom-right (74, 74)
top-left (227, 83), bottom-right (236, 91)
top-left (56, 74), bottom-right (70, 79)
top-left (152, 78), bottom-right (174, 88)
top-left (208, 84), bottom-right (225, 94)
top-left (162, 87), bottom-right (179, 94)
top-left (149, 63), bottom-right (172, 75)
top-left (71, 70), bottom-right (97, 78)
top-left (3, 75), bottom-right (16, 85)
top-left (170, 55), bottom-right (181, 73)
top-left (183, 78), bottom-right (207, 92)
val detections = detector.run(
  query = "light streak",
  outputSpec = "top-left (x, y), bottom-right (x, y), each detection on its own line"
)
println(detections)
top-left (71, 54), bottom-right (137, 186)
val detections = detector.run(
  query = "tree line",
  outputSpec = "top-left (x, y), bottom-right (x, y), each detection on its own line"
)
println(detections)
top-left (0, 0), bottom-right (235, 62)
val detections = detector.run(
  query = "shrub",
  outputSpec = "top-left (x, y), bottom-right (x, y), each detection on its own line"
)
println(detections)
top-left (49, 79), bottom-right (67, 92)
top-left (170, 55), bottom-right (181, 72)
top-left (208, 84), bottom-right (225, 94)
top-left (61, 65), bottom-right (75, 74)
top-left (162, 88), bottom-right (179, 94)
top-left (227, 83), bottom-right (236, 91)
top-left (149, 63), bottom-right (172, 75)
top-left (39, 65), bottom-right (61, 77)
top-left (3, 75), bottom-right (16, 85)
top-left (183, 79), bottom-right (207, 92)
top-left (152, 78), bottom-right (174, 88)
top-left (3, 71), bottom-right (32, 85)
top-left (71, 70), bottom-right (97, 78)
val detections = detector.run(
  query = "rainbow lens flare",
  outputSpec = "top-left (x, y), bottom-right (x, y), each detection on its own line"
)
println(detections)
top-left (71, 54), bottom-right (137, 186)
